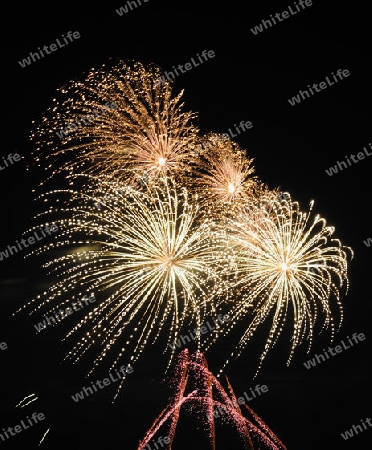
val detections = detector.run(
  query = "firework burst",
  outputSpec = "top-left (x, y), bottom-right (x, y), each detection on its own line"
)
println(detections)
top-left (190, 133), bottom-right (266, 213)
top-left (15, 176), bottom-right (228, 385)
top-left (30, 60), bottom-right (200, 186)
top-left (22, 57), bottom-right (353, 391)
top-left (208, 195), bottom-right (353, 375)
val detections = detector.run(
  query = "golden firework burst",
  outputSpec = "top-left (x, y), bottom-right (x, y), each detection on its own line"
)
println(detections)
top-left (208, 194), bottom-right (353, 375)
top-left (21, 58), bottom-right (353, 383)
top-left (16, 176), bottom-right (228, 383)
top-left (191, 133), bottom-right (267, 213)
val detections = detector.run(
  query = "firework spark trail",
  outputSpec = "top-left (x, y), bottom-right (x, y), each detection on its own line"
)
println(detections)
top-left (205, 195), bottom-right (353, 376)
top-left (15, 176), bottom-right (228, 382)
top-left (38, 428), bottom-right (50, 447)
top-left (15, 394), bottom-right (50, 447)
top-left (30, 60), bottom-right (200, 187)
top-left (15, 393), bottom-right (38, 408)
top-left (137, 349), bottom-right (287, 450)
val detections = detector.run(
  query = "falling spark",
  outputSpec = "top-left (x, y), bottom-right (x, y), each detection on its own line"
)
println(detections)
top-left (15, 393), bottom-right (38, 408)
top-left (15, 393), bottom-right (50, 447)
top-left (38, 428), bottom-right (50, 447)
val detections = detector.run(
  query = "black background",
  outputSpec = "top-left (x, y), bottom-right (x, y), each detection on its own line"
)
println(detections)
top-left (1, 1), bottom-right (371, 449)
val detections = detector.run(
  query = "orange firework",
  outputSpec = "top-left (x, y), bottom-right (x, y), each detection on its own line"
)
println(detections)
top-left (30, 60), bottom-right (200, 187)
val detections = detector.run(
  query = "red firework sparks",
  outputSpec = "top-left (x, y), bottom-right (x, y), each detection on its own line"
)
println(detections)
top-left (137, 349), bottom-right (287, 450)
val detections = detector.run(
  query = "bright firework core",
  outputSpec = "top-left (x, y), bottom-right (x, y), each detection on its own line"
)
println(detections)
top-left (227, 182), bottom-right (236, 194)
top-left (280, 262), bottom-right (289, 272)
top-left (21, 176), bottom-right (225, 377)
top-left (158, 157), bottom-right (167, 167)
top-left (161, 253), bottom-right (177, 269)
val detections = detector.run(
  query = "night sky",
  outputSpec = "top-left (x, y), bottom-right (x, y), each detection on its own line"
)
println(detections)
top-left (1, 1), bottom-right (371, 449)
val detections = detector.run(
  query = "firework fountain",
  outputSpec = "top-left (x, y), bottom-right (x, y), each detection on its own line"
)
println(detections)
top-left (137, 349), bottom-right (287, 450)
